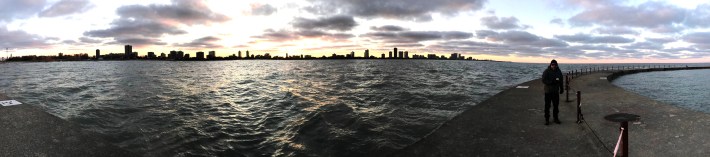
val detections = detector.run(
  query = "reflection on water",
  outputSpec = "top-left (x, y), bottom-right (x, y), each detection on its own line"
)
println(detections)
top-left (613, 69), bottom-right (710, 114)
top-left (1, 60), bottom-right (705, 156)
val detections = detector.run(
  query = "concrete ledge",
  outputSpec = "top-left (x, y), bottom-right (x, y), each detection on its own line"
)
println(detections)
top-left (0, 94), bottom-right (139, 157)
top-left (391, 68), bottom-right (710, 157)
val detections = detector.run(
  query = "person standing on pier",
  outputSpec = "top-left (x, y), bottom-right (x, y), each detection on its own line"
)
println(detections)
top-left (542, 59), bottom-right (564, 125)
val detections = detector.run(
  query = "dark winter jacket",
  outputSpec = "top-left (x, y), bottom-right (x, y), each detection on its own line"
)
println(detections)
top-left (542, 66), bottom-right (564, 94)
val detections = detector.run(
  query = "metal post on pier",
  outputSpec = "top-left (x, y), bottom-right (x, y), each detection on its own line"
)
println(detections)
top-left (576, 91), bottom-right (583, 124)
top-left (565, 75), bottom-right (570, 102)
top-left (604, 113), bottom-right (640, 157)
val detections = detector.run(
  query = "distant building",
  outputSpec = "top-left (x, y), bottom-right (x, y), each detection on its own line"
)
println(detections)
top-left (427, 54), bottom-right (437, 59)
top-left (399, 51), bottom-right (403, 59)
top-left (58, 53), bottom-right (63, 59)
top-left (168, 50), bottom-right (177, 59)
top-left (404, 51), bottom-right (409, 58)
top-left (364, 49), bottom-right (369, 59)
top-left (196, 51), bottom-right (205, 60)
top-left (394, 47), bottom-right (398, 58)
top-left (95, 49), bottom-right (100, 60)
top-left (450, 53), bottom-right (458, 60)
top-left (389, 51), bottom-right (393, 58)
top-left (177, 51), bottom-right (184, 60)
top-left (381, 53), bottom-right (385, 59)
top-left (124, 45), bottom-right (132, 59)
top-left (147, 52), bottom-right (156, 59)
top-left (184, 54), bottom-right (190, 59)
top-left (160, 53), bottom-right (166, 58)
top-left (208, 51), bottom-right (216, 60)
top-left (350, 51), bottom-right (355, 58)
top-left (246, 50), bottom-right (250, 59)
top-left (238, 51), bottom-right (242, 58)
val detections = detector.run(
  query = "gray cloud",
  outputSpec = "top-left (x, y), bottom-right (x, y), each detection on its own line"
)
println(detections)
top-left (569, 2), bottom-right (685, 28)
top-left (362, 31), bottom-right (473, 43)
top-left (684, 4), bottom-right (710, 28)
top-left (305, 0), bottom-right (486, 22)
top-left (84, 19), bottom-right (187, 38)
top-left (0, 26), bottom-right (53, 49)
top-left (621, 42), bottom-right (664, 50)
top-left (0, 0), bottom-right (47, 22)
top-left (79, 37), bottom-right (102, 44)
top-left (249, 3), bottom-right (277, 16)
top-left (478, 30), bottom-right (569, 47)
top-left (252, 29), bottom-right (298, 42)
top-left (683, 32), bottom-right (710, 49)
top-left (39, 0), bottom-right (92, 17)
top-left (174, 36), bottom-right (222, 48)
top-left (116, 0), bottom-right (229, 26)
top-left (252, 29), bottom-right (354, 42)
top-left (480, 16), bottom-right (528, 30)
top-left (292, 15), bottom-right (357, 31)
top-left (554, 33), bottom-right (634, 44)
top-left (108, 37), bottom-right (167, 47)
top-left (84, 0), bottom-right (228, 46)
top-left (645, 37), bottom-right (675, 43)
top-left (550, 18), bottom-right (564, 26)
top-left (593, 27), bottom-right (638, 35)
top-left (370, 25), bottom-right (407, 32)
top-left (564, 1), bottom-right (710, 34)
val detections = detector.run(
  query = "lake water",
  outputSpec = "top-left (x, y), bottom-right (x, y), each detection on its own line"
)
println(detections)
top-left (0, 60), bottom-right (703, 156)
top-left (613, 69), bottom-right (710, 114)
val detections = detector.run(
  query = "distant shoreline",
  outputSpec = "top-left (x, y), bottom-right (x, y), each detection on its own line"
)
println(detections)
top-left (3, 57), bottom-right (503, 62)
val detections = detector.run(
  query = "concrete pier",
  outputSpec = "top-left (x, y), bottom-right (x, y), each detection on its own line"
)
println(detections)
top-left (0, 94), bottom-right (139, 157)
top-left (393, 68), bottom-right (710, 156)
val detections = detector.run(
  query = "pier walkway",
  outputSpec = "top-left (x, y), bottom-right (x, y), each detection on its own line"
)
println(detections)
top-left (0, 94), bottom-right (138, 157)
top-left (393, 69), bottom-right (710, 156)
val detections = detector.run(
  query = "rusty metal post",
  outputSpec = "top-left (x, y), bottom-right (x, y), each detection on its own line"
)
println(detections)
top-left (605, 113), bottom-right (638, 157)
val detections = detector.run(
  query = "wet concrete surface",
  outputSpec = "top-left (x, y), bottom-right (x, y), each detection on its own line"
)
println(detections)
top-left (0, 94), bottom-right (139, 157)
top-left (393, 70), bottom-right (709, 157)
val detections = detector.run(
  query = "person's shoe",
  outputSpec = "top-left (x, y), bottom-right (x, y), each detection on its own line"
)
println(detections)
top-left (545, 121), bottom-right (550, 125)
top-left (554, 119), bottom-right (561, 124)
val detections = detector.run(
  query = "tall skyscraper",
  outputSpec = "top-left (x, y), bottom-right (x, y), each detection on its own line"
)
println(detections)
top-left (399, 51), bottom-right (403, 59)
top-left (350, 51), bottom-right (355, 58)
top-left (389, 51), bottom-right (393, 58)
top-left (95, 49), bottom-right (100, 60)
top-left (394, 47), bottom-right (398, 58)
top-left (404, 51), bottom-right (409, 58)
top-left (124, 45), bottom-right (132, 59)
top-left (364, 49), bottom-right (369, 59)
top-left (246, 50), bottom-right (250, 59)
top-left (238, 51), bottom-right (242, 58)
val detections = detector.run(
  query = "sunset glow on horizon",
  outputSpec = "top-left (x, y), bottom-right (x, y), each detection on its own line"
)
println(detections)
top-left (2, 0), bottom-right (710, 63)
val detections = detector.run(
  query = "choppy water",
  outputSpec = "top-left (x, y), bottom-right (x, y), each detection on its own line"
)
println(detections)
top-left (613, 69), bottom-right (710, 114)
top-left (0, 60), bottom-right (704, 156)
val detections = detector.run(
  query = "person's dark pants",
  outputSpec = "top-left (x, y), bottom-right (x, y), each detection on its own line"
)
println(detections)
top-left (544, 92), bottom-right (560, 121)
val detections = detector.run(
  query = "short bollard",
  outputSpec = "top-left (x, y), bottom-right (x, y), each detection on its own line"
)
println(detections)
top-left (604, 113), bottom-right (640, 157)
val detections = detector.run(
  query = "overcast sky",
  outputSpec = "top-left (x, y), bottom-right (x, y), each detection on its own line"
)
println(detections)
top-left (1, 0), bottom-right (710, 63)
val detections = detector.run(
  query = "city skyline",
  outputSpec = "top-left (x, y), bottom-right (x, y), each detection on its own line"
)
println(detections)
top-left (7, 44), bottom-right (488, 62)
top-left (2, 0), bottom-right (710, 63)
